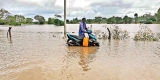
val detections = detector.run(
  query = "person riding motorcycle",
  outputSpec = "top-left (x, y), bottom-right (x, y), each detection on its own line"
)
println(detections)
top-left (79, 18), bottom-right (87, 37)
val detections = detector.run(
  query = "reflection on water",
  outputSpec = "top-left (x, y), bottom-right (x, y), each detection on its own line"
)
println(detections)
top-left (79, 47), bottom-right (92, 71)
top-left (0, 25), bottom-right (160, 80)
top-left (67, 47), bottom-right (99, 71)
top-left (8, 37), bottom-right (12, 43)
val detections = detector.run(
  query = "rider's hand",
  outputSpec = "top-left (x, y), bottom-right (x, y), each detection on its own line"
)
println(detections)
top-left (84, 30), bottom-right (88, 33)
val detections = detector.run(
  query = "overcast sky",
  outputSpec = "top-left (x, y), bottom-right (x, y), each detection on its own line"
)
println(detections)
top-left (1, 0), bottom-right (160, 20)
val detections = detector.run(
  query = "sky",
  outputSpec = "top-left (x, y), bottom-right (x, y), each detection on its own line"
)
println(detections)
top-left (0, 0), bottom-right (160, 21)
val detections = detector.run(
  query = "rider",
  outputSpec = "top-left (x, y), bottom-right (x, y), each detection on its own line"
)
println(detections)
top-left (79, 18), bottom-right (87, 37)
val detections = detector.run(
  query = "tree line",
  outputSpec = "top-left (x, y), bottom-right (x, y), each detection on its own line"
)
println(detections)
top-left (0, 8), bottom-right (160, 26)
top-left (0, 8), bottom-right (64, 26)
top-left (67, 8), bottom-right (160, 24)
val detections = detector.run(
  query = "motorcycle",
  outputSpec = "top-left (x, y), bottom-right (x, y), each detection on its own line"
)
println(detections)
top-left (66, 29), bottom-right (100, 46)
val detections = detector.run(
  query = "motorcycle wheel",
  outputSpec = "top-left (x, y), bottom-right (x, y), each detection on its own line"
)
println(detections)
top-left (67, 42), bottom-right (73, 46)
top-left (95, 43), bottom-right (99, 46)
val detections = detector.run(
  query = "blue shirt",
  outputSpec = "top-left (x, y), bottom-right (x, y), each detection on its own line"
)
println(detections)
top-left (79, 22), bottom-right (87, 37)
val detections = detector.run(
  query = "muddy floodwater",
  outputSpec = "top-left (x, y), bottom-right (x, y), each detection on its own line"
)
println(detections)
top-left (0, 24), bottom-right (160, 80)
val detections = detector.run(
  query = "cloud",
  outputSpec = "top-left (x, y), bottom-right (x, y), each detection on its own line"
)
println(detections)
top-left (1, 0), bottom-right (63, 19)
top-left (0, 0), bottom-right (160, 20)
top-left (87, 0), bottom-right (160, 18)
top-left (90, 0), bottom-right (133, 8)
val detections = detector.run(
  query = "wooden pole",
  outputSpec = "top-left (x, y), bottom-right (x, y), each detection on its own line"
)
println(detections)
top-left (7, 27), bottom-right (12, 38)
top-left (107, 28), bottom-right (111, 40)
top-left (64, 0), bottom-right (66, 36)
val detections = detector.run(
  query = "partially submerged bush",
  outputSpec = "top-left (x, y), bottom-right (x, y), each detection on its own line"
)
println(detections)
top-left (94, 30), bottom-right (103, 39)
top-left (111, 25), bottom-right (130, 40)
top-left (94, 25), bottom-right (110, 39)
top-left (93, 24), bottom-right (158, 41)
top-left (153, 37), bottom-right (159, 41)
top-left (93, 25), bottom-right (130, 40)
top-left (134, 24), bottom-right (159, 41)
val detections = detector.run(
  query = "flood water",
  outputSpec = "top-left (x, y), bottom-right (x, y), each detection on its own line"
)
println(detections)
top-left (0, 24), bottom-right (160, 80)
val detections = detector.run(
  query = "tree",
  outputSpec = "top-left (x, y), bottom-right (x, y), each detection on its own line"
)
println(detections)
top-left (34, 15), bottom-right (45, 24)
top-left (128, 17), bottom-right (133, 24)
top-left (26, 18), bottom-right (33, 24)
top-left (53, 19), bottom-right (64, 26)
top-left (115, 17), bottom-right (123, 24)
top-left (156, 8), bottom-right (160, 22)
top-left (15, 15), bottom-right (25, 24)
top-left (71, 18), bottom-right (79, 23)
top-left (75, 18), bottom-right (78, 23)
top-left (86, 19), bottom-right (92, 24)
top-left (145, 20), bottom-right (153, 24)
top-left (66, 19), bottom-right (70, 23)
top-left (0, 9), bottom-right (10, 25)
top-left (0, 8), bottom-right (10, 19)
top-left (102, 18), bottom-right (107, 23)
top-left (95, 16), bottom-right (102, 24)
top-left (107, 17), bottom-right (115, 24)
top-left (0, 19), bottom-right (4, 25)
top-left (5, 15), bottom-right (18, 25)
top-left (48, 17), bottom-right (54, 24)
top-left (54, 14), bottom-right (62, 19)
top-left (134, 13), bottom-right (138, 24)
top-left (54, 14), bottom-right (62, 25)
top-left (148, 17), bottom-right (156, 22)
top-left (123, 15), bottom-right (129, 24)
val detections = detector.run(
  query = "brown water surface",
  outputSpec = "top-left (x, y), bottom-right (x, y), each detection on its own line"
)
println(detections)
top-left (0, 25), bottom-right (160, 80)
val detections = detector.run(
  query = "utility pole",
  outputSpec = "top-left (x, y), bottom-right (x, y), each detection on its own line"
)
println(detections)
top-left (64, 0), bottom-right (66, 36)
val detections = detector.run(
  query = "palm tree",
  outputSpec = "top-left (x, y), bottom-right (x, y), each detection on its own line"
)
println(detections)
top-left (134, 13), bottom-right (138, 24)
